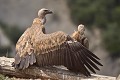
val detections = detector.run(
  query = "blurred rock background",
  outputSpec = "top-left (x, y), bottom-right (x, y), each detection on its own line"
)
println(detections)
top-left (0, 0), bottom-right (119, 77)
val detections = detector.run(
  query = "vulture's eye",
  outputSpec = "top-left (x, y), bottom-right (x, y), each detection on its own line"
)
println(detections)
top-left (44, 10), bottom-right (48, 12)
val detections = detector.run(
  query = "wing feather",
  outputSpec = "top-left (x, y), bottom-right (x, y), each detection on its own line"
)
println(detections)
top-left (23, 55), bottom-right (30, 69)
top-left (75, 42), bottom-right (101, 71)
top-left (66, 45), bottom-right (72, 70)
top-left (14, 53), bottom-right (21, 64)
top-left (19, 58), bottom-right (25, 69)
top-left (78, 44), bottom-right (103, 66)
top-left (83, 52), bottom-right (100, 70)
top-left (29, 53), bottom-right (35, 65)
top-left (69, 42), bottom-right (91, 76)
top-left (79, 51), bottom-right (96, 73)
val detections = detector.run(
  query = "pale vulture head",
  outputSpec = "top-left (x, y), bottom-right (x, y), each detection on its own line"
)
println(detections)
top-left (78, 24), bottom-right (85, 32)
top-left (38, 8), bottom-right (53, 18)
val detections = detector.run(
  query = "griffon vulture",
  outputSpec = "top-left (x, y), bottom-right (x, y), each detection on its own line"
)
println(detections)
top-left (12, 8), bottom-right (103, 76)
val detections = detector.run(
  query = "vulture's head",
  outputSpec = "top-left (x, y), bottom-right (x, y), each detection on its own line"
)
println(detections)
top-left (38, 8), bottom-right (53, 18)
top-left (78, 24), bottom-right (85, 33)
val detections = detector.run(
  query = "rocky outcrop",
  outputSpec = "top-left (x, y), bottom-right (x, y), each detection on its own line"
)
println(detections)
top-left (0, 57), bottom-right (117, 80)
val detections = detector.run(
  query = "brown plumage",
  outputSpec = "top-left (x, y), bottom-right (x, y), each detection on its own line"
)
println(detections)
top-left (71, 24), bottom-right (89, 49)
top-left (12, 8), bottom-right (103, 77)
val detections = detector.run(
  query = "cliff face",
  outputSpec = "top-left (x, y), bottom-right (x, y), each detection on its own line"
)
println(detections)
top-left (0, 0), bottom-right (119, 77)
top-left (0, 0), bottom-right (75, 34)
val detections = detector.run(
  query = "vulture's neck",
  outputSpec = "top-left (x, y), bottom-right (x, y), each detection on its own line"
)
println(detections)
top-left (32, 18), bottom-right (46, 34)
top-left (39, 15), bottom-right (46, 25)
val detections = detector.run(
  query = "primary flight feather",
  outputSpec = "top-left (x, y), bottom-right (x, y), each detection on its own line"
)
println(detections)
top-left (12, 8), bottom-right (103, 76)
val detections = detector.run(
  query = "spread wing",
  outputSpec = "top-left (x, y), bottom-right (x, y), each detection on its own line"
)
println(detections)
top-left (13, 27), bottom-right (37, 69)
top-left (13, 22), bottom-right (45, 69)
top-left (33, 32), bottom-right (102, 76)
top-left (13, 25), bottom-right (102, 77)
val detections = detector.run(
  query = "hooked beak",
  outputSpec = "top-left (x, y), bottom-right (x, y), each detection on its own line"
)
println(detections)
top-left (47, 10), bottom-right (53, 14)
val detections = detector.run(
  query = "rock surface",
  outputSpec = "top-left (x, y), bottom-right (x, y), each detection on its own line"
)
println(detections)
top-left (0, 57), bottom-right (117, 80)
